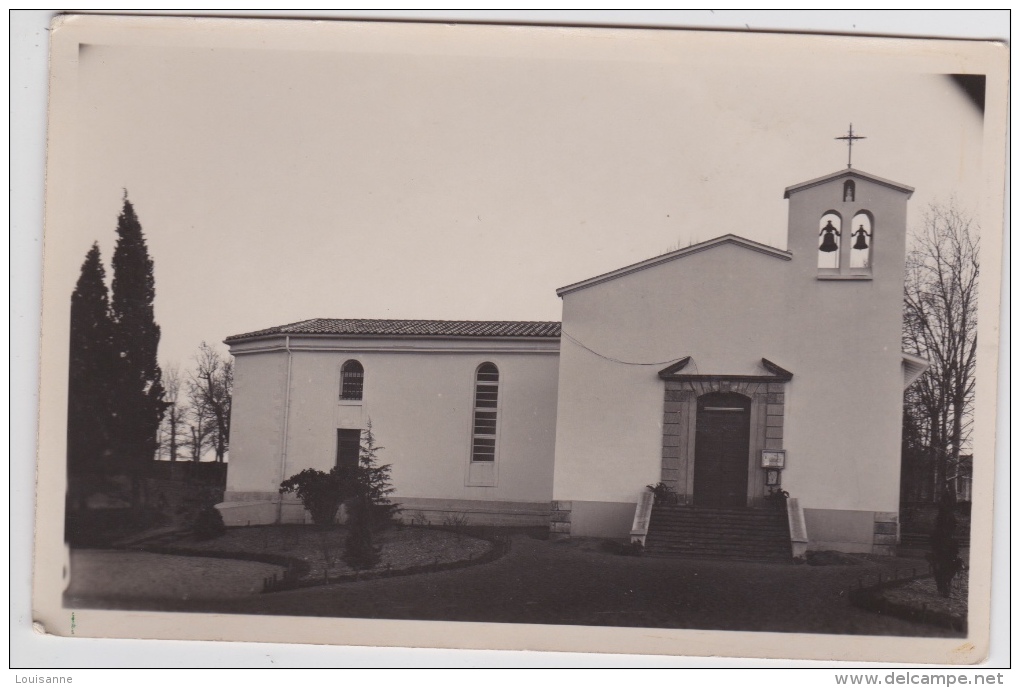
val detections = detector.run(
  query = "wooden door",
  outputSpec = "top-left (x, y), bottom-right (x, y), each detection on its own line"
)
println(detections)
top-left (693, 392), bottom-right (751, 508)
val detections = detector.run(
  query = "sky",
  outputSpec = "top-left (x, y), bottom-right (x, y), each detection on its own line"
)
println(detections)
top-left (59, 20), bottom-right (987, 368)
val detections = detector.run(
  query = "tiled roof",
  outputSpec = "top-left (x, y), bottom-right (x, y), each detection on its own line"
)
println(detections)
top-left (226, 318), bottom-right (562, 342)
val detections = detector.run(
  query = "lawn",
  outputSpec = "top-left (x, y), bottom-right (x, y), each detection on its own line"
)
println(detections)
top-left (167, 524), bottom-right (494, 584)
top-left (875, 573), bottom-right (969, 629)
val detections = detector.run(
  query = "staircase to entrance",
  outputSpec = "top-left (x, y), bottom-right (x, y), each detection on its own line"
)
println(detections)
top-left (644, 505), bottom-right (792, 562)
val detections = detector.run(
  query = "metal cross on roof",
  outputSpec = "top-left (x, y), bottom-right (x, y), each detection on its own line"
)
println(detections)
top-left (835, 124), bottom-right (866, 169)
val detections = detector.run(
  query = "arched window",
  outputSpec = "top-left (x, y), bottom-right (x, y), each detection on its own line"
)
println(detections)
top-left (843, 179), bottom-right (856, 203)
top-left (340, 360), bottom-right (364, 401)
top-left (471, 363), bottom-right (499, 462)
top-left (849, 212), bottom-right (873, 269)
top-left (817, 212), bottom-right (842, 269)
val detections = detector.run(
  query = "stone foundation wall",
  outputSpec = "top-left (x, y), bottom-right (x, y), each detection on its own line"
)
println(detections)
top-left (549, 500), bottom-right (572, 540)
top-left (872, 511), bottom-right (899, 556)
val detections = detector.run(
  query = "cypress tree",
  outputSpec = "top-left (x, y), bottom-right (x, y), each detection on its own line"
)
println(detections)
top-left (109, 196), bottom-right (168, 504)
top-left (67, 243), bottom-right (116, 509)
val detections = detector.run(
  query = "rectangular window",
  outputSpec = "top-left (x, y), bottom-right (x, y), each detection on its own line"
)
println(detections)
top-left (336, 429), bottom-right (361, 471)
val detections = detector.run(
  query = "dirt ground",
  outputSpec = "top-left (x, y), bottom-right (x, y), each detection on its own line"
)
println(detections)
top-left (66, 532), bottom-right (962, 638)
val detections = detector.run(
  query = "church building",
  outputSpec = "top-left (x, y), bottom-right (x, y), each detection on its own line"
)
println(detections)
top-left (217, 163), bottom-right (927, 556)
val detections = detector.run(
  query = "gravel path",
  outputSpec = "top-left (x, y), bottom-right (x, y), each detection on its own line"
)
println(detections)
top-left (65, 550), bottom-right (285, 604)
top-left (75, 534), bottom-right (962, 637)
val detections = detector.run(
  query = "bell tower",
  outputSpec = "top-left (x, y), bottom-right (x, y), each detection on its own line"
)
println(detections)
top-left (783, 128), bottom-right (913, 285)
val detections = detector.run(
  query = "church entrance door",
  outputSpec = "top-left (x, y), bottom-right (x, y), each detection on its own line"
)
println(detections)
top-left (693, 392), bottom-right (751, 508)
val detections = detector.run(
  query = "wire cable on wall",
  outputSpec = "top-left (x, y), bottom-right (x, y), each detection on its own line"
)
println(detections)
top-left (561, 330), bottom-right (692, 367)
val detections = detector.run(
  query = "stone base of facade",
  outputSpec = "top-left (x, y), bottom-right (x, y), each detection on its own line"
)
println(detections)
top-left (217, 492), bottom-right (551, 528)
top-left (216, 491), bottom-right (308, 526)
top-left (394, 497), bottom-right (551, 527)
top-left (549, 499), bottom-right (637, 540)
top-left (803, 507), bottom-right (900, 555)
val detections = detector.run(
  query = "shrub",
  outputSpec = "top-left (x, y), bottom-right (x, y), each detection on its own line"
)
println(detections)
top-left (279, 466), bottom-right (356, 527)
top-left (354, 421), bottom-right (400, 531)
top-left (343, 421), bottom-right (398, 568)
top-left (192, 505), bottom-right (226, 541)
top-left (344, 495), bottom-right (381, 569)
top-left (929, 493), bottom-right (965, 598)
top-left (765, 487), bottom-right (790, 509)
top-left (646, 481), bottom-right (679, 506)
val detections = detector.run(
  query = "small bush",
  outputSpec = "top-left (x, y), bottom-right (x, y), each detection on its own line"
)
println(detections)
top-left (442, 512), bottom-right (470, 529)
top-left (929, 494), bottom-right (965, 598)
top-left (646, 481), bottom-right (679, 506)
top-left (441, 512), bottom-right (470, 541)
top-left (192, 505), bottom-right (226, 541)
top-left (279, 466), bottom-right (356, 527)
top-left (765, 487), bottom-right (790, 509)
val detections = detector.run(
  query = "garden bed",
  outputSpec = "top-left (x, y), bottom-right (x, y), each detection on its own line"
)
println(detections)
top-left (150, 524), bottom-right (497, 589)
top-left (851, 570), bottom-right (968, 632)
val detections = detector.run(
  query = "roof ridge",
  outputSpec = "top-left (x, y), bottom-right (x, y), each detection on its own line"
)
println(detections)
top-left (226, 318), bottom-right (562, 343)
top-left (783, 168), bottom-right (914, 199)
top-left (556, 233), bottom-right (791, 297)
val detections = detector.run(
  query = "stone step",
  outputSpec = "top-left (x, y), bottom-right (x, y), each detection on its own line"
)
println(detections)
top-left (652, 506), bottom-right (786, 515)
top-left (647, 524), bottom-right (788, 535)
top-left (645, 505), bottom-right (791, 562)
top-left (649, 534), bottom-right (788, 543)
top-left (648, 523), bottom-right (788, 536)
top-left (646, 548), bottom-right (790, 560)
top-left (650, 515), bottom-right (787, 525)
top-left (651, 509), bottom-right (787, 520)
top-left (647, 537), bottom-right (790, 549)
top-left (646, 538), bottom-right (790, 550)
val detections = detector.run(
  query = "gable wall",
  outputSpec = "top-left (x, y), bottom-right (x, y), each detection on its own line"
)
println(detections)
top-left (552, 243), bottom-right (789, 509)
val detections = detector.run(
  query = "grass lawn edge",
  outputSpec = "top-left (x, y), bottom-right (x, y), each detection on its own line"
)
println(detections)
top-left (139, 525), bottom-right (512, 593)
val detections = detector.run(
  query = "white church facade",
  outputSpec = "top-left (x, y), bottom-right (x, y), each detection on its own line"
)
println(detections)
top-left (217, 166), bottom-right (927, 556)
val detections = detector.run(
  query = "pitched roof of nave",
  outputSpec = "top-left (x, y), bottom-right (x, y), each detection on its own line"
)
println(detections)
top-left (556, 234), bottom-right (791, 297)
top-left (227, 318), bottom-right (562, 342)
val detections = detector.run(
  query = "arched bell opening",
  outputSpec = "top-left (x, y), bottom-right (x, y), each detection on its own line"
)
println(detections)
top-left (817, 211), bottom-right (842, 269)
top-left (849, 211), bottom-right (874, 270)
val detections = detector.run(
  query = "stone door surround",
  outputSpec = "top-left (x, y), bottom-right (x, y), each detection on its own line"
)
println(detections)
top-left (658, 358), bottom-right (792, 507)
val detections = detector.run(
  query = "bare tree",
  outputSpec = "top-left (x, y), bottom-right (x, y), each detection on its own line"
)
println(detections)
top-left (158, 361), bottom-right (188, 462)
top-left (184, 378), bottom-right (214, 462)
top-left (902, 202), bottom-right (979, 500)
top-left (188, 342), bottom-right (233, 463)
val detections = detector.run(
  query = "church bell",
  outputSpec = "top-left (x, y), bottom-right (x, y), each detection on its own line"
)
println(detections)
top-left (852, 225), bottom-right (870, 250)
top-left (819, 220), bottom-right (840, 253)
